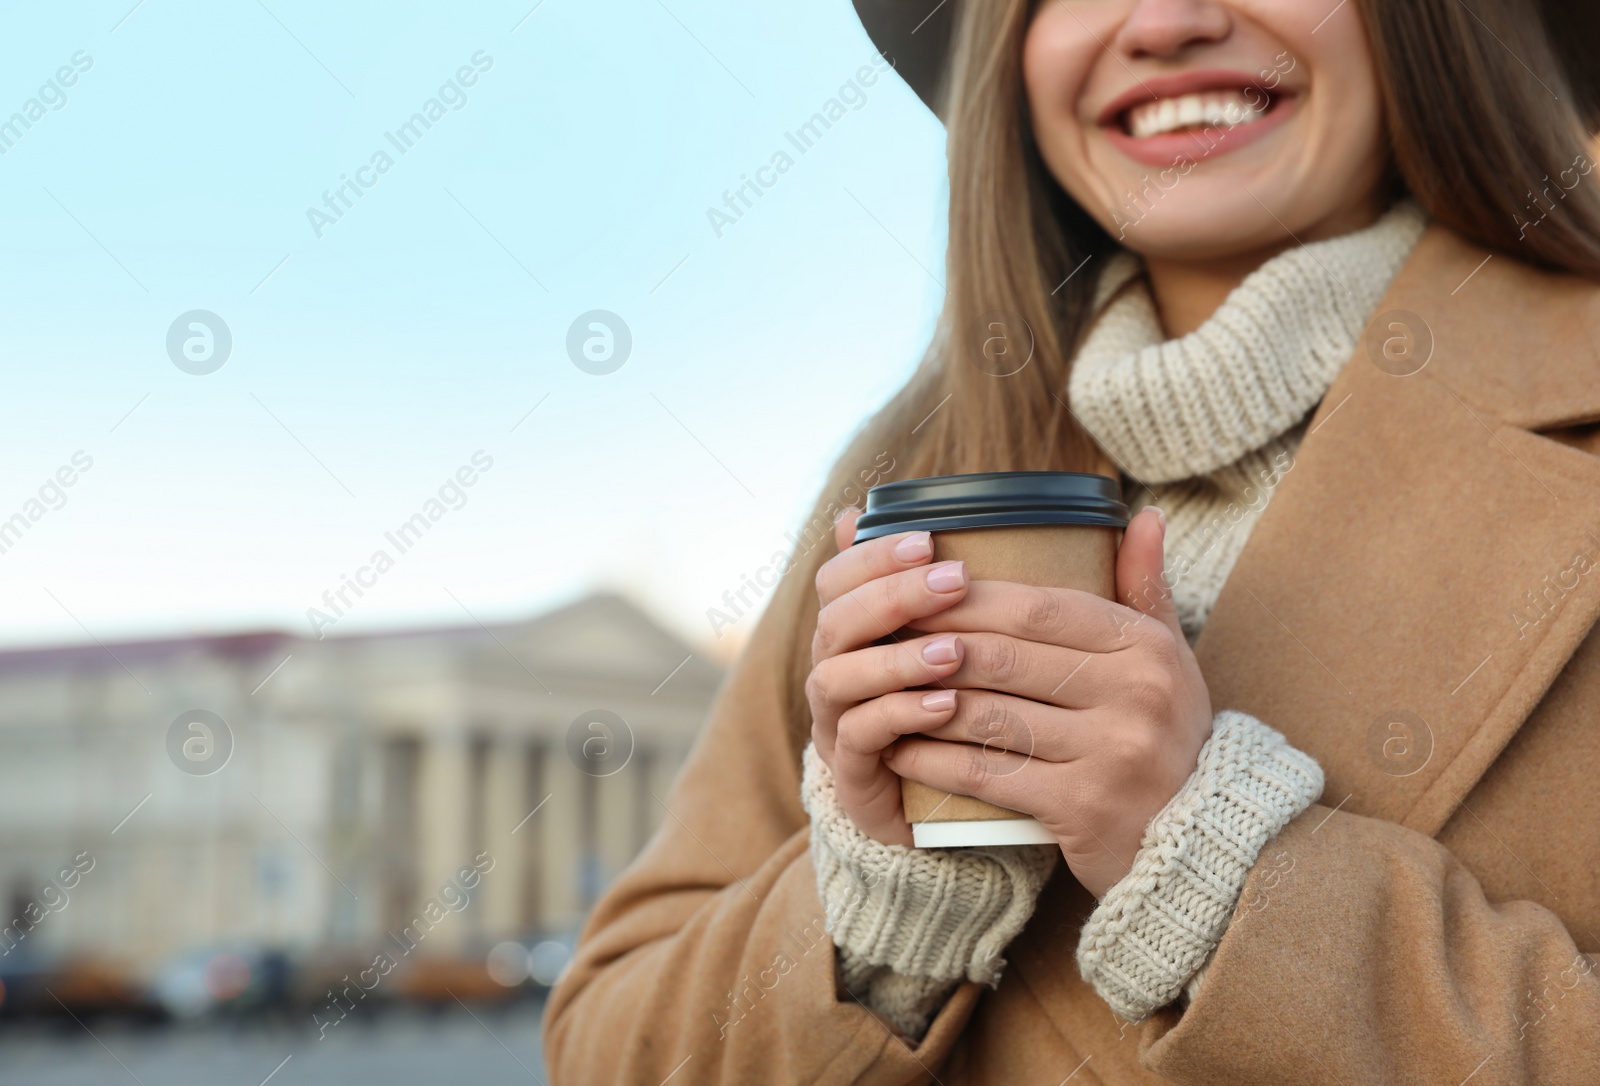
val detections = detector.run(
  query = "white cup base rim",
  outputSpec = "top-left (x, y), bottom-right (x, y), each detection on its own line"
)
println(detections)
top-left (911, 818), bottom-right (1055, 848)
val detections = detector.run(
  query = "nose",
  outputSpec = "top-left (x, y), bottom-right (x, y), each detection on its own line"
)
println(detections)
top-left (1111, 0), bottom-right (1233, 59)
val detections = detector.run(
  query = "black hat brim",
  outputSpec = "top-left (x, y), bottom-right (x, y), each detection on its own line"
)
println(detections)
top-left (852, 0), bottom-right (960, 120)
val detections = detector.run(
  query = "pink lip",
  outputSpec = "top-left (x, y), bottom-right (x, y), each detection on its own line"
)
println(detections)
top-left (1094, 68), bottom-right (1297, 168)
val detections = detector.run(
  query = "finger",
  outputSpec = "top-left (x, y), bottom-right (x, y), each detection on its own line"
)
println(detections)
top-left (1116, 506), bottom-right (1183, 641)
top-left (813, 559), bottom-right (969, 662)
top-left (904, 581), bottom-right (1137, 654)
top-left (918, 690), bottom-right (1093, 762)
top-left (881, 735), bottom-right (1048, 817)
top-left (934, 631), bottom-right (1111, 709)
top-left (834, 689), bottom-right (961, 790)
top-left (815, 527), bottom-right (935, 608)
top-left (808, 633), bottom-right (965, 756)
top-left (831, 691), bottom-right (957, 848)
top-left (811, 709), bottom-right (915, 846)
top-left (831, 763), bottom-right (914, 848)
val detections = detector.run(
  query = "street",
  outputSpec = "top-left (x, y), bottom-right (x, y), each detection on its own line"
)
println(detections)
top-left (0, 1001), bottom-right (548, 1085)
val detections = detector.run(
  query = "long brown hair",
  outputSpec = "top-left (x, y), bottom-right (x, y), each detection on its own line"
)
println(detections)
top-left (763, 0), bottom-right (1600, 754)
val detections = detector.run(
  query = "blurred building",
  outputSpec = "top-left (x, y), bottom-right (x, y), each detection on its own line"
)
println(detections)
top-left (0, 591), bottom-right (723, 972)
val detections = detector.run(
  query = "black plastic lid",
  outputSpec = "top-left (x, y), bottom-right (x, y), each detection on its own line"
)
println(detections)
top-left (853, 471), bottom-right (1128, 542)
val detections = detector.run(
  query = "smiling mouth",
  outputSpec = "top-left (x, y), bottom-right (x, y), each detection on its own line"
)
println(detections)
top-left (1121, 89), bottom-right (1278, 139)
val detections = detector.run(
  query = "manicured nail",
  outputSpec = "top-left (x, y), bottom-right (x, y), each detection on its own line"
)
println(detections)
top-left (922, 634), bottom-right (960, 664)
top-left (921, 689), bottom-right (956, 711)
top-left (926, 560), bottom-right (966, 593)
top-left (893, 531), bottom-right (932, 561)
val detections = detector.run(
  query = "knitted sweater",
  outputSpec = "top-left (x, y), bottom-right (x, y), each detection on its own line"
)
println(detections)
top-left (801, 201), bottom-right (1429, 1036)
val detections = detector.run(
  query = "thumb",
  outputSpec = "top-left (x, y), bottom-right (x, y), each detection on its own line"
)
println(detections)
top-left (1115, 506), bottom-right (1182, 639)
top-left (833, 505), bottom-right (862, 554)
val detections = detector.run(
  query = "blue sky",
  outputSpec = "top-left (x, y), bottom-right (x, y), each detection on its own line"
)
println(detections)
top-left (0, 0), bottom-right (949, 654)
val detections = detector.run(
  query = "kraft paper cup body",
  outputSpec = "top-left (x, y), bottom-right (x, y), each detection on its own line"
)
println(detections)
top-left (851, 472), bottom-right (1128, 848)
top-left (899, 523), bottom-right (1117, 845)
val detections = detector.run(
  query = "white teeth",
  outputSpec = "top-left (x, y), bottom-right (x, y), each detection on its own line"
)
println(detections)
top-left (1157, 98), bottom-right (1177, 133)
top-left (1125, 90), bottom-right (1269, 139)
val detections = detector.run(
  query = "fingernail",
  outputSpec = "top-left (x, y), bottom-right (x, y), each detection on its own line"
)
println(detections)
top-left (921, 689), bottom-right (956, 711)
top-left (893, 531), bottom-right (932, 561)
top-left (926, 560), bottom-right (966, 593)
top-left (833, 505), bottom-right (859, 525)
top-left (922, 634), bottom-right (960, 664)
top-left (1148, 505), bottom-right (1166, 530)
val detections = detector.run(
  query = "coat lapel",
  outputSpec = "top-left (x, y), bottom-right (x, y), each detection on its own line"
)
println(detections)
top-left (1194, 226), bottom-right (1600, 837)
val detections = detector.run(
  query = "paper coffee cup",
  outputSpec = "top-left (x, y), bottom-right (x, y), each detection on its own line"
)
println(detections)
top-left (853, 472), bottom-right (1128, 848)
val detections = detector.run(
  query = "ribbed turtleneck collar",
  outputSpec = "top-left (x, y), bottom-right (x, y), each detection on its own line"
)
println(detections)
top-left (1067, 201), bottom-right (1429, 485)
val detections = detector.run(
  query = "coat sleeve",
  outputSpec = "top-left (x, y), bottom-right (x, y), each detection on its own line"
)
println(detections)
top-left (1139, 801), bottom-right (1600, 1085)
top-left (542, 580), bottom-right (982, 1085)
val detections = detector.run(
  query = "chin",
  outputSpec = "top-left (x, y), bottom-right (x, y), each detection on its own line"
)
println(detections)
top-left (1102, 188), bottom-right (1296, 262)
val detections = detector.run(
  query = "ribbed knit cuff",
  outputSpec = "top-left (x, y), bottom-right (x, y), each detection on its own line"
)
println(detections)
top-left (800, 743), bottom-right (1058, 987)
top-left (1075, 710), bottom-right (1324, 1021)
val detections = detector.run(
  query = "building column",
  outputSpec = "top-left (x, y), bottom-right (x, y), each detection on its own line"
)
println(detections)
top-left (539, 739), bottom-right (585, 931)
top-left (480, 734), bottom-right (527, 940)
top-left (413, 729), bottom-right (473, 954)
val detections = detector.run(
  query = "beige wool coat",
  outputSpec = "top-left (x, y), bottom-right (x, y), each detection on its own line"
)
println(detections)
top-left (544, 225), bottom-right (1600, 1084)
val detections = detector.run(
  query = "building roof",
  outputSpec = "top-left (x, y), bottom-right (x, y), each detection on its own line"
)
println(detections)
top-left (0, 591), bottom-right (721, 697)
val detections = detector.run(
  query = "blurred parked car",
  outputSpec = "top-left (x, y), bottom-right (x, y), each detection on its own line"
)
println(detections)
top-left (390, 953), bottom-right (516, 1005)
top-left (0, 952), bottom-right (149, 1021)
top-left (150, 945), bottom-right (292, 1020)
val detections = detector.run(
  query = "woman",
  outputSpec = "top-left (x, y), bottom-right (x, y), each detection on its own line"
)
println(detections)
top-left (547, 0), bottom-right (1600, 1081)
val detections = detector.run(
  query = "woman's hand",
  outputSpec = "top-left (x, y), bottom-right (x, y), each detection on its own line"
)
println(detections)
top-left (806, 507), bottom-right (973, 846)
top-left (881, 507), bottom-right (1214, 898)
